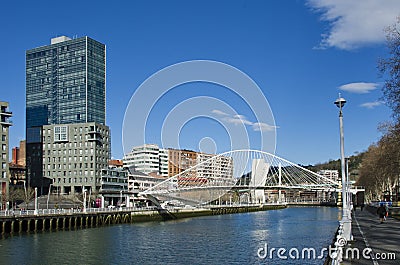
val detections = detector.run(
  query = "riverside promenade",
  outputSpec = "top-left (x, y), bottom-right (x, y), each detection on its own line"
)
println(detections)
top-left (342, 206), bottom-right (399, 265)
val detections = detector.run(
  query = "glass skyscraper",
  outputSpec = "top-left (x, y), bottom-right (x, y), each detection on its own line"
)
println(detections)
top-left (26, 36), bottom-right (108, 193)
top-left (26, 36), bottom-right (105, 128)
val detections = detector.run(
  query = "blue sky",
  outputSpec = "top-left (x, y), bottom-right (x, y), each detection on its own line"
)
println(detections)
top-left (1, 0), bottom-right (398, 165)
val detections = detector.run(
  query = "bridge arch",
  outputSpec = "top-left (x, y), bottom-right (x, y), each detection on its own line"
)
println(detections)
top-left (140, 149), bottom-right (339, 206)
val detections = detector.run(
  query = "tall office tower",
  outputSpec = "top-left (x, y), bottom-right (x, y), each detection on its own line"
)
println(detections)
top-left (0, 101), bottom-right (12, 209)
top-left (123, 144), bottom-right (169, 177)
top-left (26, 36), bottom-right (109, 194)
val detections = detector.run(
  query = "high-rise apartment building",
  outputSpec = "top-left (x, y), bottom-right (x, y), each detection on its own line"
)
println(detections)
top-left (123, 144), bottom-right (169, 177)
top-left (26, 36), bottom-right (109, 194)
top-left (42, 123), bottom-right (110, 194)
top-left (0, 101), bottom-right (12, 208)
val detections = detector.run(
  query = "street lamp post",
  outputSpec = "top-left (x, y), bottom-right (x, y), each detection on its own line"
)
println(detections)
top-left (83, 188), bottom-right (87, 213)
top-left (119, 190), bottom-right (122, 210)
top-left (34, 187), bottom-right (38, 215)
top-left (47, 180), bottom-right (54, 209)
top-left (334, 94), bottom-right (352, 241)
top-left (21, 180), bottom-right (27, 206)
top-left (88, 187), bottom-right (92, 209)
top-left (346, 157), bottom-right (352, 209)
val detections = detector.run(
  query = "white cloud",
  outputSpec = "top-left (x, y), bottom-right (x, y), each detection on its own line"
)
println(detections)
top-left (211, 109), bottom-right (228, 116)
top-left (339, 82), bottom-right (379, 94)
top-left (212, 109), bottom-right (277, 131)
top-left (360, 101), bottom-right (384, 109)
top-left (252, 122), bottom-right (278, 132)
top-left (307, 0), bottom-right (400, 50)
top-left (222, 116), bottom-right (253, 126)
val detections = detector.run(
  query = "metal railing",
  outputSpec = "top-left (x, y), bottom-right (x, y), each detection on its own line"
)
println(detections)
top-left (0, 206), bottom-right (158, 217)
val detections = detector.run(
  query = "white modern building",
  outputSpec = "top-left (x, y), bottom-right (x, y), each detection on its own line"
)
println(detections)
top-left (250, 159), bottom-right (269, 204)
top-left (159, 149), bottom-right (168, 177)
top-left (123, 144), bottom-right (168, 177)
top-left (196, 153), bottom-right (233, 179)
top-left (318, 170), bottom-right (340, 184)
top-left (124, 144), bottom-right (235, 181)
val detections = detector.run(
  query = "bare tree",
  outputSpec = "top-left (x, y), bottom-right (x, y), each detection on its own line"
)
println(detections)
top-left (24, 187), bottom-right (36, 208)
top-left (378, 17), bottom-right (400, 119)
top-left (357, 123), bottom-right (400, 201)
top-left (5, 187), bottom-right (25, 209)
top-left (359, 17), bottom-right (400, 202)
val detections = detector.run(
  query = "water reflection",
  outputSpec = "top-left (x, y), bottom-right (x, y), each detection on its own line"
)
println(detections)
top-left (0, 207), bottom-right (339, 264)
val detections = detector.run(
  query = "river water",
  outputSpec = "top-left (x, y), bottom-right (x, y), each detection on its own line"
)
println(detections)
top-left (0, 207), bottom-right (339, 264)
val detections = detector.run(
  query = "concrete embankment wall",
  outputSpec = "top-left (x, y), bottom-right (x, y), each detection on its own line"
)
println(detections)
top-left (0, 204), bottom-right (286, 236)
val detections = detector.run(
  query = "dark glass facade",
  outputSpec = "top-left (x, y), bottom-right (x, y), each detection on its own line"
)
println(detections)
top-left (26, 36), bottom-right (106, 193)
top-left (26, 36), bottom-right (105, 127)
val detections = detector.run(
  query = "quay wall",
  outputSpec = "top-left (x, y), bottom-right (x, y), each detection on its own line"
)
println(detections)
top-left (0, 204), bottom-right (286, 236)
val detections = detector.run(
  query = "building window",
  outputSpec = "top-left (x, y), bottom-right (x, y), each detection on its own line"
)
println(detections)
top-left (54, 126), bottom-right (68, 142)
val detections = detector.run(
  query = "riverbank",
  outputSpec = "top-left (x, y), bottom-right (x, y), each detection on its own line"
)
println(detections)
top-left (325, 205), bottom-right (399, 264)
top-left (1, 204), bottom-right (286, 236)
top-left (286, 201), bottom-right (337, 207)
top-left (0, 207), bottom-right (338, 264)
top-left (342, 205), bottom-right (399, 264)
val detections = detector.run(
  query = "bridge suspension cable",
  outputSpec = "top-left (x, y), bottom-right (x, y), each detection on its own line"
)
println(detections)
top-left (140, 149), bottom-right (338, 205)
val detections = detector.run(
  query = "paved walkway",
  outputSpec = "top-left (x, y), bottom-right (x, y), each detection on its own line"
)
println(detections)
top-left (342, 207), bottom-right (399, 265)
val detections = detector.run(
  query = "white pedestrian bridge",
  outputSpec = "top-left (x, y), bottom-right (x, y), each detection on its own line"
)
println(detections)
top-left (140, 150), bottom-right (341, 205)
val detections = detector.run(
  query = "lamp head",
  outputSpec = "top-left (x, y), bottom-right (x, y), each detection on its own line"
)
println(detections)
top-left (334, 95), bottom-right (346, 109)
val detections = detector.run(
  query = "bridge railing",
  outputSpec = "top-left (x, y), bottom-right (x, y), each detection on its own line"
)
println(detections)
top-left (0, 206), bottom-right (158, 217)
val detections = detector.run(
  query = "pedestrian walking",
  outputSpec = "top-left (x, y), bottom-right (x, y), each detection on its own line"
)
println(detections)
top-left (377, 204), bottom-right (387, 223)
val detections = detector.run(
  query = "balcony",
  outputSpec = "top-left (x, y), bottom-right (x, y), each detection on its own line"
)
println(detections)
top-left (0, 117), bottom-right (12, 126)
top-left (88, 125), bottom-right (101, 134)
top-left (0, 110), bottom-right (12, 117)
top-left (88, 129), bottom-right (101, 134)
top-left (88, 135), bottom-right (102, 143)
